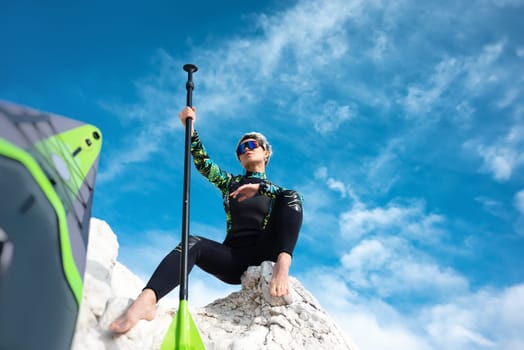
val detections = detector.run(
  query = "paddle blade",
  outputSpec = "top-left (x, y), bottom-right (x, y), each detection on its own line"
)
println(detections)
top-left (160, 300), bottom-right (205, 350)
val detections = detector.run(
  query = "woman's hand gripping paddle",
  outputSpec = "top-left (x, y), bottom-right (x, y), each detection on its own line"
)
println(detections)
top-left (160, 64), bottom-right (205, 350)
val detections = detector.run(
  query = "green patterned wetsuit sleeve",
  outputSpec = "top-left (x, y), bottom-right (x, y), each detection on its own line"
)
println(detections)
top-left (258, 180), bottom-right (285, 199)
top-left (191, 130), bottom-right (231, 194)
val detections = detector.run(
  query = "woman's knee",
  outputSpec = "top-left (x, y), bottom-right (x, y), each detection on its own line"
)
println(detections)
top-left (281, 190), bottom-right (303, 213)
top-left (174, 235), bottom-right (203, 253)
top-left (188, 235), bottom-right (203, 249)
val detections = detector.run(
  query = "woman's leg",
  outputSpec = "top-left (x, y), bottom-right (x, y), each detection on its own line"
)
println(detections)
top-left (110, 236), bottom-right (252, 333)
top-left (258, 190), bottom-right (303, 297)
top-left (145, 236), bottom-right (252, 300)
top-left (260, 190), bottom-right (303, 259)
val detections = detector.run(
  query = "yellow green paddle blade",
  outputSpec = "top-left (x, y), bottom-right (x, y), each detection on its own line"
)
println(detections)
top-left (160, 300), bottom-right (205, 350)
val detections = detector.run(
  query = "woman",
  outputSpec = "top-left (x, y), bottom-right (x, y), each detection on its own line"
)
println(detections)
top-left (110, 107), bottom-right (303, 333)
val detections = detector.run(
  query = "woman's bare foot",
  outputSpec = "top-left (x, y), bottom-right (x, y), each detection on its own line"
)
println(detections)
top-left (109, 288), bottom-right (157, 334)
top-left (270, 253), bottom-right (292, 297)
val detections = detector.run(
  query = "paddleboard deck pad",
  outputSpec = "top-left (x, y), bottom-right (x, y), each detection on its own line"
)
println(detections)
top-left (0, 101), bottom-right (102, 349)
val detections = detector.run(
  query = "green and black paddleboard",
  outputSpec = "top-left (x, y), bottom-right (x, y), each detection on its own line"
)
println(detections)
top-left (0, 101), bottom-right (102, 350)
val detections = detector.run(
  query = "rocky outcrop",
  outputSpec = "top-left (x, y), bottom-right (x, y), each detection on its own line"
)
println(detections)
top-left (72, 218), bottom-right (357, 350)
top-left (198, 262), bottom-right (354, 349)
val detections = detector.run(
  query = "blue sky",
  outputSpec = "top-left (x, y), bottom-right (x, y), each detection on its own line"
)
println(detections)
top-left (2, 0), bottom-right (524, 349)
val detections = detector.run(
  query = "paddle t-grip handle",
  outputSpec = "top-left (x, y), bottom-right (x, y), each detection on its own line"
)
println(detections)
top-left (183, 64), bottom-right (198, 107)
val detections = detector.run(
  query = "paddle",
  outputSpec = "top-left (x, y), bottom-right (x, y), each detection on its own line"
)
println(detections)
top-left (160, 63), bottom-right (205, 350)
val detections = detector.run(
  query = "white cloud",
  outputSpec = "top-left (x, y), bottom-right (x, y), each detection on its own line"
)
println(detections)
top-left (314, 166), bottom-right (360, 203)
top-left (465, 123), bottom-right (524, 181)
top-left (334, 310), bottom-right (432, 350)
top-left (475, 145), bottom-right (515, 180)
top-left (341, 239), bottom-right (390, 270)
top-left (425, 302), bottom-right (497, 349)
top-left (326, 178), bottom-right (348, 197)
top-left (300, 267), bottom-right (357, 311)
top-left (300, 268), bottom-right (432, 350)
top-left (256, 0), bottom-right (357, 70)
top-left (341, 237), bottom-right (468, 297)
top-left (339, 200), bottom-right (445, 242)
top-left (336, 199), bottom-right (464, 299)
top-left (422, 284), bottom-right (524, 350)
top-left (302, 265), bottom-right (524, 350)
top-left (314, 101), bottom-right (356, 135)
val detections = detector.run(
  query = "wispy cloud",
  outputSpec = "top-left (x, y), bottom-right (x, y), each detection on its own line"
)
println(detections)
top-left (402, 40), bottom-right (508, 118)
top-left (462, 41), bottom-right (506, 93)
top-left (315, 167), bottom-right (360, 202)
top-left (95, 1), bottom-right (523, 186)
top-left (475, 196), bottom-right (511, 219)
top-left (362, 138), bottom-right (404, 194)
top-left (403, 57), bottom-right (462, 116)
top-left (96, 50), bottom-right (183, 183)
top-left (465, 123), bottom-right (524, 181)
top-left (314, 101), bottom-right (356, 135)
top-left (96, 122), bottom-right (174, 183)
top-left (94, 0), bottom-right (367, 182)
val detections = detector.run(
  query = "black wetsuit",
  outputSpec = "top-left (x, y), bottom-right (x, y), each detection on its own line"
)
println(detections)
top-left (145, 131), bottom-right (303, 301)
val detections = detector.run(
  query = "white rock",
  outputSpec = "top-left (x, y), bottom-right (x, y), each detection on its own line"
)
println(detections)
top-left (71, 218), bottom-right (358, 350)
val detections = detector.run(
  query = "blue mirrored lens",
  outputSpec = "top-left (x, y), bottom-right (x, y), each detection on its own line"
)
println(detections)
top-left (237, 140), bottom-right (259, 155)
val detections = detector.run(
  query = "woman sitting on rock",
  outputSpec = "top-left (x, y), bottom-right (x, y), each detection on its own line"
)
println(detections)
top-left (110, 106), bottom-right (303, 333)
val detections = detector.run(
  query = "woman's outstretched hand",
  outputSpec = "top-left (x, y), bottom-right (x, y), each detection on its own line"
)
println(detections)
top-left (230, 183), bottom-right (260, 202)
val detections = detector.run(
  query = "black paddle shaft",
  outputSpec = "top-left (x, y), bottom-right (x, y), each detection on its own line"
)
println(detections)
top-left (180, 63), bottom-right (198, 301)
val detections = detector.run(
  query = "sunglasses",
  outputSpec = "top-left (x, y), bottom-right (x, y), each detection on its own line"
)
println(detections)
top-left (236, 140), bottom-right (262, 155)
